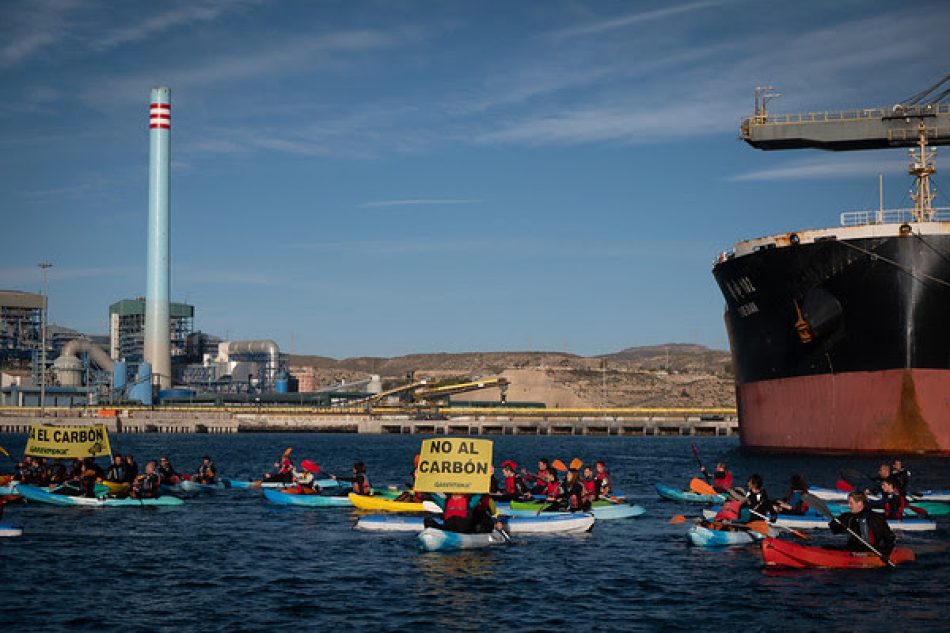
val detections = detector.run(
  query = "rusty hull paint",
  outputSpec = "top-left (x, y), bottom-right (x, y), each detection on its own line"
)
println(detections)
top-left (738, 369), bottom-right (949, 454)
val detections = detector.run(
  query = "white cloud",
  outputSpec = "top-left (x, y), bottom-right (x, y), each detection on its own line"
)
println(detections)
top-left (549, 0), bottom-right (732, 38)
top-left (729, 153), bottom-right (908, 182)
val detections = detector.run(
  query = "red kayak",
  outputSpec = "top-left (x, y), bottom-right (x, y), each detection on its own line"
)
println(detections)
top-left (761, 538), bottom-right (915, 569)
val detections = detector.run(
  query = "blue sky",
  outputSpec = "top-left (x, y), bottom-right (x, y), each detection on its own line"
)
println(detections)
top-left (1, 0), bottom-right (948, 358)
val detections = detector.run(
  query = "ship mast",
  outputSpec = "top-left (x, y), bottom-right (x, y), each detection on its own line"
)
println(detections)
top-left (909, 123), bottom-right (937, 222)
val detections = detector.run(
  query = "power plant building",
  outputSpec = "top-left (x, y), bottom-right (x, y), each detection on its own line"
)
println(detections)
top-left (109, 298), bottom-right (194, 364)
top-left (0, 290), bottom-right (43, 371)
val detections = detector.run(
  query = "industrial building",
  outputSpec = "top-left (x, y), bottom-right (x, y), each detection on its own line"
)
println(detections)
top-left (0, 290), bottom-right (43, 372)
top-left (109, 298), bottom-right (193, 364)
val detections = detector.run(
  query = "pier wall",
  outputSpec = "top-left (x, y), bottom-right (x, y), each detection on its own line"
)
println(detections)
top-left (0, 407), bottom-right (737, 436)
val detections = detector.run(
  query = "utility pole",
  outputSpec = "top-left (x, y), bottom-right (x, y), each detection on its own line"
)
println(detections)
top-left (38, 261), bottom-right (53, 414)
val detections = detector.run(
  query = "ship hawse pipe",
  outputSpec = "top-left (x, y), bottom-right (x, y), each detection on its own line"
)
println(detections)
top-left (144, 86), bottom-right (172, 390)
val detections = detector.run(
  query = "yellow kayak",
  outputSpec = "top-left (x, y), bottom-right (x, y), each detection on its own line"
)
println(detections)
top-left (348, 493), bottom-right (424, 513)
top-left (101, 480), bottom-right (130, 496)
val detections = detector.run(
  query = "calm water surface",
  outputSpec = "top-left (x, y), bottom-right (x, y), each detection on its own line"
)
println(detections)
top-left (1, 433), bottom-right (948, 632)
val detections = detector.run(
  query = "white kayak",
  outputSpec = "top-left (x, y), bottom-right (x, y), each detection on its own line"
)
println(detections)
top-left (358, 513), bottom-right (595, 534)
top-left (417, 527), bottom-right (510, 552)
top-left (701, 508), bottom-right (936, 531)
top-left (810, 485), bottom-right (950, 503)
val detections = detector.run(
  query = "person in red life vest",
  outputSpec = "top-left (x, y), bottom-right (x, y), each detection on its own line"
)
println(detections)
top-left (542, 469), bottom-right (561, 502)
top-left (557, 468), bottom-right (591, 512)
top-left (263, 454), bottom-right (295, 483)
top-left (830, 491), bottom-right (895, 555)
top-left (493, 461), bottom-right (531, 502)
top-left (581, 465), bottom-right (598, 504)
top-left (714, 495), bottom-right (744, 522)
top-left (424, 493), bottom-right (503, 534)
top-left (869, 480), bottom-right (907, 519)
top-left (700, 461), bottom-right (733, 493)
top-left (521, 458), bottom-right (552, 495)
top-left (593, 460), bottom-right (613, 499)
top-left (332, 461), bottom-right (371, 495)
top-left (773, 474), bottom-right (809, 515)
top-left (290, 469), bottom-right (318, 495)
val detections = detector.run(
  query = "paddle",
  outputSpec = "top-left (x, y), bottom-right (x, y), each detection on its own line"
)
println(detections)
top-left (835, 479), bottom-right (854, 492)
top-left (721, 487), bottom-right (811, 541)
top-left (689, 478), bottom-right (719, 497)
top-left (551, 459), bottom-right (568, 473)
top-left (802, 492), bottom-right (894, 567)
top-left (690, 443), bottom-right (704, 472)
top-left (0, 445), bottom-right (17, 466)
top-left (568, 458), bottom-right (583, 471)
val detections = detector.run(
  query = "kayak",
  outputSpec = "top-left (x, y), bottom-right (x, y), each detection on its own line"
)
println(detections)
top-left (357, 513), bottom-right (595, 534)
top-left (179, 479), bottom-right (230, 493)
top-left (826, 501), bottom-right (950, 517)
top-left (0, 483), bottom-right (18, 496)
top-left (17, 484), bottom-right (184, 507)
top-left (655, 483), bottom-right (727, 504)
top-left (348, 493), bottom-right (424, 513)
top-left (760, 537), bottom-right (915, 569)
top-left (702, 508), bottom-right (936, 531)
top-left (811, 486), bottom-right (950, 503)
top-left (506, 500), bottom-right (645, 521)
top-left (687, 524), bottom-right (774, 547)
top-left (417, 527), bottom-right (509, 552)
top-left (229, 478), bottom-right (340, 489)
top-left (101, 480), bottom-right (130, 495)
top-left (263, 488), bottom-right (352, 506)
top-left (0, 523), bottom-right (23, 537)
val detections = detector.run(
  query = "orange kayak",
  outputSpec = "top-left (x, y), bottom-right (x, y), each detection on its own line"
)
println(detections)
top-left (761, 537), bottom-right (915, 569)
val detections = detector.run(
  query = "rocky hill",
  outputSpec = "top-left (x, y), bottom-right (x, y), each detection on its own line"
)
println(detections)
top-left (289, 344), bottom-right (736, 408)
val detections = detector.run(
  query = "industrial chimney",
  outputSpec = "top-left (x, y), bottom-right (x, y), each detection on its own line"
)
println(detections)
top-left (144, 86), bottom-right (172, 390)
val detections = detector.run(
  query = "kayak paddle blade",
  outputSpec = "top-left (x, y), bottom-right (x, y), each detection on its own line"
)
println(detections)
top-left (689, 478), bottom-right (717, 496)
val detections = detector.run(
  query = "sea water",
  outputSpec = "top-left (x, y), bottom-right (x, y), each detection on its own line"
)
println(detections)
top-left (1, 433), bottom-right (947, 631)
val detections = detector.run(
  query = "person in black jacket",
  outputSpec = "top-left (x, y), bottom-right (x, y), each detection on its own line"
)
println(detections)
top-left (830, 491), bottom-right (895, 556)
top-left (743, 474), bottom-right (771, 520)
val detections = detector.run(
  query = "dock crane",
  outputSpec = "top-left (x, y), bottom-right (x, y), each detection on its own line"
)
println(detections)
top-left (353, 375), bottom-right (510, 407)
top-left (740, 73), bottom-right (949, 222)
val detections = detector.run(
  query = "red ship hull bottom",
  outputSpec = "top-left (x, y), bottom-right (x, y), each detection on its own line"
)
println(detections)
top-left (737, 369), bottom-right (950, 454)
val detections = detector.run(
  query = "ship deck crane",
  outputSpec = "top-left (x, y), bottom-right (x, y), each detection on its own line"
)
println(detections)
top-left (740, 73), bottom-right (949, 222)
top-left (740, 74), bottom-right (950, 151)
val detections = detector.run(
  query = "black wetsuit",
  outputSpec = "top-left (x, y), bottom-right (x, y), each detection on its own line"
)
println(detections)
top-left (106, 463), bottom-right (127, 483)
top-left (829, 509), bottom-right (895, 556)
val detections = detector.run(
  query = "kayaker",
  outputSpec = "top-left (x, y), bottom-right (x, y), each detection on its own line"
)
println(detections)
top-left (594, 460), bottom-right (613, 499)
top-left (773, 474), bottom-right (809, 515)
top-left (105, 454), bottom-right (128, 485)
top-left (131, 461), bottom-right (161, 499)
top-left (581, 465), bottom-right (597, 502)
top-left (830, 491), bottom-right (895, 556)
top-left (157, 456), bottom-right (179, 485)
top-left (866, 463), bottom-right (894, 495)
top-left (264, 454), bottom-right (295, 483)
top-left (68, 458), bottom-right (83, 482)
top-left (701, 461), bottom-right (733, 493)
top-left (46, 458), bottom-right (67, 484)
top-left (124, 454), bottom-right (139, 483)
top-left (291, 469), bottom-right (317, 495)
top-left (557, 468), bottom-right (591, 512)
top-left (193, 455), bottom-right (217, 484)
top-left (542, 468), bottom-right (561, 502)
top-left (521, 458), bottom-right (551, 495)
top-left (891, 458), bottom-right (910, 496)
top-left (80, 457), bottom-right (104, 498)
top-left (494, 461), bottom-right (531, 502)
top-left (868, 480), bottom-right (907, 520)
top-left (742, 474), bottom-right (771, 521)
top-left (13, 458), bottom-right (31, 483)
top-left (332, 461), bottom-right (371, 494)
top-left (426, 493), bottom-right (503, 534)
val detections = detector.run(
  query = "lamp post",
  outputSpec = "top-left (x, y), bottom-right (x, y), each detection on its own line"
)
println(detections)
top-left (38, 261), bottom-right (53, 414)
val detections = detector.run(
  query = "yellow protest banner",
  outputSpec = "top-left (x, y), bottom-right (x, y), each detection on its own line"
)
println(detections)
top-left (413, 437), bottom-right (493, 494)
top-left (25, 424), bottom-right (112, 458)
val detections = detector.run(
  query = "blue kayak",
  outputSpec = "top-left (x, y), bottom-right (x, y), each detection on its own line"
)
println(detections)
top-left (262, 488), bottom-right (352, 506)
top-left (417, 527), bottom-right (509, 552)
top-left (229, 478), bottom-right (340, 489)
top-left (655, 483), bottom-right (727, 504)
top-left (702, 507), bottom-right (936, 531)
top-left (17, 484), bottom-right (183, 507)
top-left (0, 523), bottom-right (23, 537)
top-left (686, 524), bottom-right (773, 547)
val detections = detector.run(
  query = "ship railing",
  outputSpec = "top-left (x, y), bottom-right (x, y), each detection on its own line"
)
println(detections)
top-left (743, 103), bottom-right (950, 127)
top-left (840, 207), bottom-right (950, 226)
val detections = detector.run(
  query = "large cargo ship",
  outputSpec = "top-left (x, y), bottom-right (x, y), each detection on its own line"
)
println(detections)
top-left (715, 84), bottom-right (950, 453)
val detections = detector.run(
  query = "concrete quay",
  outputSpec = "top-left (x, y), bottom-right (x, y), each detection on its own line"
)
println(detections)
top-left (0, 407), bottom-right (737, 436)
